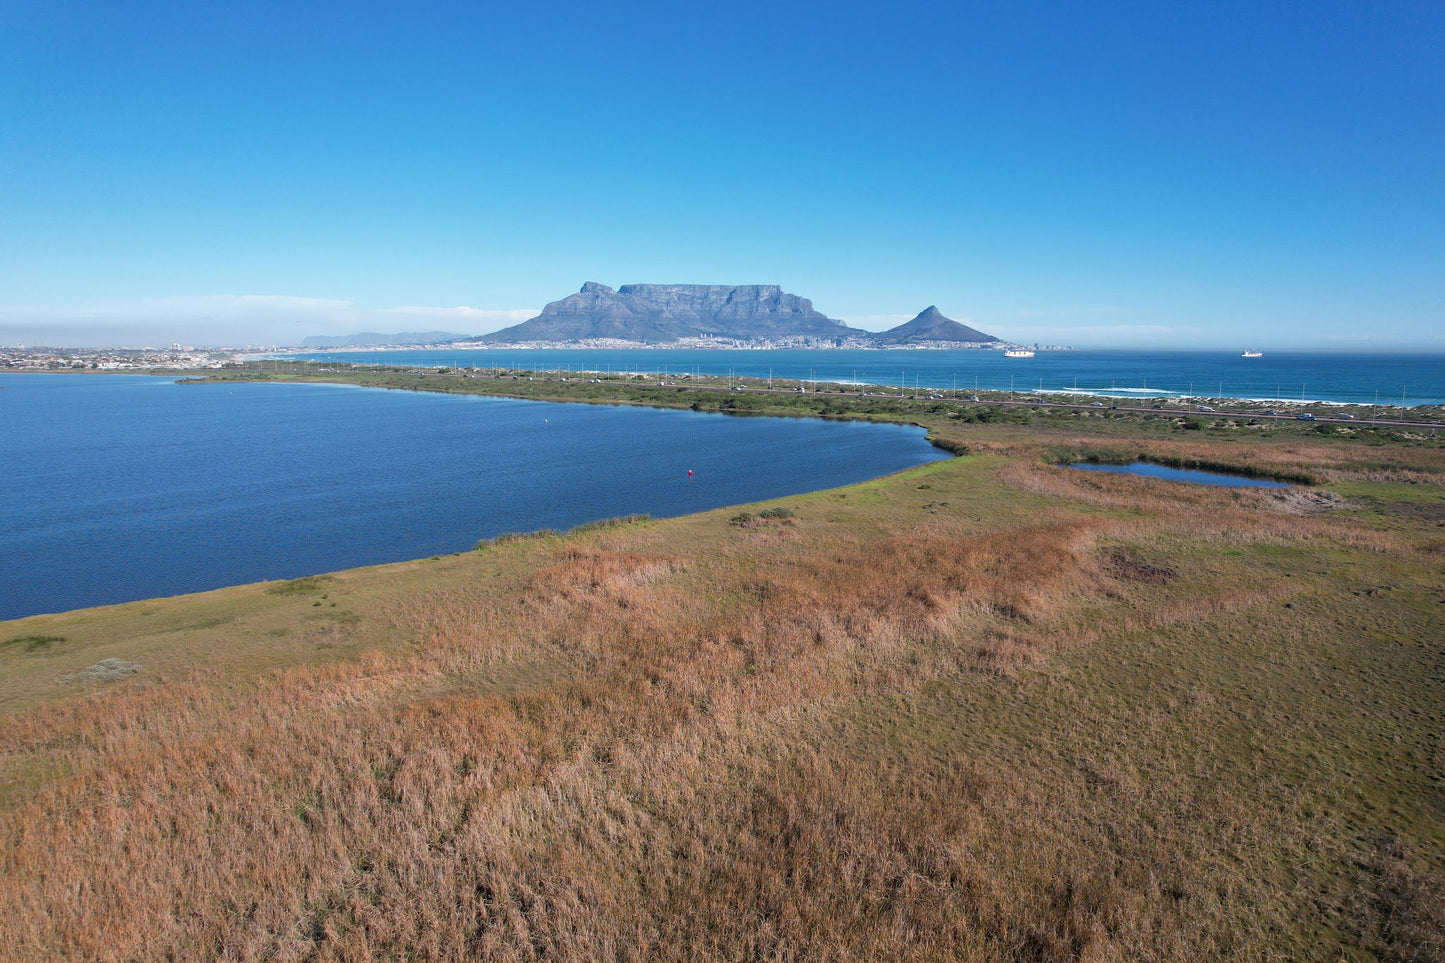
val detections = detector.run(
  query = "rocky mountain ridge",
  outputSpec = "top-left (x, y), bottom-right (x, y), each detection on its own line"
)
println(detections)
top-left (481, 283), bottom-right (853, 343)
top-left (480, 283), bottom-right (999, 345)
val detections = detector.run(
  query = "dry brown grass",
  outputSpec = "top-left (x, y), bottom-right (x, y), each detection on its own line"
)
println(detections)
top-left (0, 519), bottom-right (1107, 959)
top-left (0, 428), bottom-right (1440, 960)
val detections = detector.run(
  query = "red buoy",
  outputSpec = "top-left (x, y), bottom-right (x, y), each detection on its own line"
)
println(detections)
top-left (687, 469), bottom-right (694, 477)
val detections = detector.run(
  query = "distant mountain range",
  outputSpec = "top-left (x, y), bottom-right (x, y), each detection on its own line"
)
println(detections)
top-left (299, 286), bottom-right (1003, 347)
top-left (476, 283), bottom-right (1000, 345)
top-left (299, 331), bottom-right (469, 348)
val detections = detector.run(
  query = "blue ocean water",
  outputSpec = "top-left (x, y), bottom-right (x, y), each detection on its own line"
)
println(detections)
top-left (0, 374), bottom-right (946, 621)
top-left (278, 348), bottom-right (1445, 407)
top-left (1066, 461), bottom-right (1290, 489)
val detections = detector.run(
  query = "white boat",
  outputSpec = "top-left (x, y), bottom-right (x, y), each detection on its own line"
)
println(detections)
top-left (1241, 350), bottom-right (1263, 358)
top-left (1004, 348), bottom-right (1035, 358)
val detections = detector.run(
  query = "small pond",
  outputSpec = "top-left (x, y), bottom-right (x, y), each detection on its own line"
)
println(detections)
top-left (1064, 461), bottom-right (1291, 489)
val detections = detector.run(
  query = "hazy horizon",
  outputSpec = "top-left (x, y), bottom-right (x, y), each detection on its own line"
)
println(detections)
top-left (3, 290), bottom-right (1443, 352)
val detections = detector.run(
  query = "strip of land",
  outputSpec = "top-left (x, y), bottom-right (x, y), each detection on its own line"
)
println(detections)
top-left (187, 361), bottom-right (1445, 429)
top-left (1, 370), bottom-right (1442, 960)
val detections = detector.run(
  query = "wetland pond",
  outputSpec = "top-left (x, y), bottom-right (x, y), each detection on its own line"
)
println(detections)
top-left (1065, 460), bottom-right (1291, 488)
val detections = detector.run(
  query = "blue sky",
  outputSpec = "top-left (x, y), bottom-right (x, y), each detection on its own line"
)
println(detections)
top-left (2, 1), bottom-right (1441, 348)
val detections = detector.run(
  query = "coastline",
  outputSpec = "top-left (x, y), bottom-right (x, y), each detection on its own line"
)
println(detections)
top-left (0, 373), bottom-right (952, 623)
top-left (7, 363), bottom-right (1431, 624)
top-left (178, 364), bottom-right (1445, 426)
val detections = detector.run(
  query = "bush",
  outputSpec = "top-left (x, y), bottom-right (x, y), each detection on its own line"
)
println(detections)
top-left (2, 635), bottom-right (64, 652)
top-left (475, 529), bottom-right (561, 550)
top-left (569, 514), bottom-right (653, 536)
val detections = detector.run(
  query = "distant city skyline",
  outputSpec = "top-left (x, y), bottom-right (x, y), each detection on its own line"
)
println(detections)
top-left (2, 2), bottom-right (1442, 350)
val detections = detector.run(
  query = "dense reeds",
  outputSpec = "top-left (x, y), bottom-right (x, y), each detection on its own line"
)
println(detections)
top-left (0, 432), bottom-right (1440, 960)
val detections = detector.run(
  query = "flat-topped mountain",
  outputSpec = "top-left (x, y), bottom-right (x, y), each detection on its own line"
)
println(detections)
top-left (874, 306), bottom-right (998, 345)
top-left (482, 283), bottom-right (853, 343)
top-left (474, 284), bottom-right (1005, 346)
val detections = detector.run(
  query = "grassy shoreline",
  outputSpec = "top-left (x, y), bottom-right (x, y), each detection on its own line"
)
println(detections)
top-left (1, 371), bottom-right (1442, 959)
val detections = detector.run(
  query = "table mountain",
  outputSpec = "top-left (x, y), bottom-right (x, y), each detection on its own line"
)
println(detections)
top-left (481, 283), bottom-right (855, 343)
top-left (872, 306), bottom-right (998, 345)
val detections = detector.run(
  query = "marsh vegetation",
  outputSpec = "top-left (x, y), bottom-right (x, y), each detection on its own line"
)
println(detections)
top-left (0, 385), bottom-right (1441, 960)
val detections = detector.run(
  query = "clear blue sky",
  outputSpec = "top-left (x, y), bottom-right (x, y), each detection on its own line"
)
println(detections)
top-left (2, 0), bottom-right (1442, 348)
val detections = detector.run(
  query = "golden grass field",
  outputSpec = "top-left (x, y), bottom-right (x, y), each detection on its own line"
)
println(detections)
top-left (1, 396), bottom-right (1442, 960)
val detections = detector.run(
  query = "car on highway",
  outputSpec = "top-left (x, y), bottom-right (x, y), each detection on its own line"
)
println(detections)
top-left (1297, 412), bottom-right (1317, 421)
top-left (1197, 405), bottom-right (1214, 412)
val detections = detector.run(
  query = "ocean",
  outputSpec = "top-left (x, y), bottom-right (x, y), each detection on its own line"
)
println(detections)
top-left (0, 374), bottom-right (946, 620)
top-left (275, 348), bottom-right (1445, 407)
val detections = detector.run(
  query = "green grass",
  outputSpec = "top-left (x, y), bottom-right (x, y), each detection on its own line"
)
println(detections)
top-left (0, 635), bottom-right (64, 653)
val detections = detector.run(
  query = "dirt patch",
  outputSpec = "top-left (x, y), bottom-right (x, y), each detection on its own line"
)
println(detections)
top-left (1104, 550), bottom-right (1177, 584)
top-left (1266, 488), bottom-right (1349, 514)
top-left (60, 659), bottom-right (143, 684)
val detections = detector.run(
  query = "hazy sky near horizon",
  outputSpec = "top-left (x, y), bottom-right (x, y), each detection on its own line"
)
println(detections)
top-left (2, 1), bottom-right (1442, 349)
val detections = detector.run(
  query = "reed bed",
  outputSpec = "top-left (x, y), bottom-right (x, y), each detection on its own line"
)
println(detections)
top-left (0, 429), bottom-right (1440, 960)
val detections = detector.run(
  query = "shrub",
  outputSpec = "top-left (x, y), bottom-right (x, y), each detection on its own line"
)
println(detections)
top-left (266, 576), bottom-right (331, 596)
top-left (2, 635), bottom-right (64, 652)
top-left (569, 514), bottom-right (654, 536)
top-left (476, 529), bottom-right (561, 550)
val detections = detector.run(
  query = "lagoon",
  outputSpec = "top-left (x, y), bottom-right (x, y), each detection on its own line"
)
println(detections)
top-left (0, 374), bottom-right (947, 620)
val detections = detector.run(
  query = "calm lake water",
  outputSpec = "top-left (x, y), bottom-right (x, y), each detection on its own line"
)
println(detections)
top-left (0, 374), bottom-right (947, 620)
top-left (1066, 461), bottom-right (1290, 488)
top-left (278, 348), bottom-right (1445, 407)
